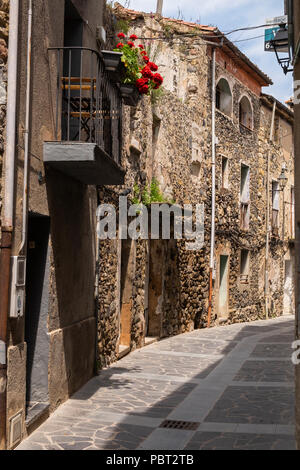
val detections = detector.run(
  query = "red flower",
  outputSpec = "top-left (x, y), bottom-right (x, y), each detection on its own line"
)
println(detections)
top-left (136, 78), bottom-right (149, 88)
top-left (143, 56), bottom-right (150, 63)
top-left (141, 66), bottom-right (153, 79)
top-left (130, 34), bottom-right (138, 40)
top-left (141, 50), bottom-right (147, 56)
top-left (149, 62), bottom-right (158, 71)
top-left (138, 44), bottom-right (144, 49)
top-left (153, 73), bottom-right (163, 85)
top-left (139, 84), bottom-right (149, 94)
top-left (127, 41), bottom-right (135, 48)
top-left (117, 32), bottom-right (125, 39)
top-left (116, 42), bottom-right (124, 48)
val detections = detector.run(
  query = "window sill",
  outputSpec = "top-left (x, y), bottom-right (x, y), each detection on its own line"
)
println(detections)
top-left (216, 108), bottom-right (233, 122)
top-left (239, 123), bottom-right (254, 133)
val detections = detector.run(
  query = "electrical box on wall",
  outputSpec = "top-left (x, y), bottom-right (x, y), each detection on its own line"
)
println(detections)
top-left (10, 256), bottom-right (26, 318)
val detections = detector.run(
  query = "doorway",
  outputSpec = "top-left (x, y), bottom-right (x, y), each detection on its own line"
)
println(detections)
top-left (147, 240), bottom-right (163, 338)
top-left (25, 214), bottom-right (50, 422)
top-left (219, 255), bottom-right (229, 318)
top-left (119, 239), bottom-right (135, 350)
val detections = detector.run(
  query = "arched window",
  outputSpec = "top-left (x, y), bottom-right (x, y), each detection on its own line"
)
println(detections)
top-left (216, 78), bottom-right (232, 117)
top-left (239, 96), bottom-right (253, 130)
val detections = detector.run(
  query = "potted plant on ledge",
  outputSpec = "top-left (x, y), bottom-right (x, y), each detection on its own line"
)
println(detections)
top-left (113, 32), bottom-right (164, 107)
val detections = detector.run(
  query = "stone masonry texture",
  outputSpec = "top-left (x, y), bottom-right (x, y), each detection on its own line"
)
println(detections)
top-left (96, 4), bottom-right (295, 370)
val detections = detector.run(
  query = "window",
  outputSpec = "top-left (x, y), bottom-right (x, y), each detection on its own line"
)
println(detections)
top-left (240, 250), bottom-right (250, 284)
top-left (221, 156), bottom-right (229, 189)
top-left (272, 181), bottom-right (279, 233)
top-left (216, 78), bottom-right (232, 117)
top-left (239, 96), bottom-right (253, 130)
top-left (191, 161), bottom-right (201, 178)
top-left (240, 164), bottom-right (250, 230)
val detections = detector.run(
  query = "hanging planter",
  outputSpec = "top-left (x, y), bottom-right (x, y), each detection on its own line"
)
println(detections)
top-left (119, 83), bottom-right (140, 107)
top-left (113, 32), bottom-right (164, 105)
top-left (101, 50), bottom-right (123, 72)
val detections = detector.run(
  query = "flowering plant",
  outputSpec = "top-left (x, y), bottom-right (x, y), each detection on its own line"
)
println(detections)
top-left (113, 32), bottom-right (164, 96)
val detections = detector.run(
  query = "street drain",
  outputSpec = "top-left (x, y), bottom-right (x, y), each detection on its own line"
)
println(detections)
top-left (159, 420), bottom-right (199, 431)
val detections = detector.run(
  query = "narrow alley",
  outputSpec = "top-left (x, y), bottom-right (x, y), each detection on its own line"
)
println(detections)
top-left (17, 316), bottom-right (295, 451)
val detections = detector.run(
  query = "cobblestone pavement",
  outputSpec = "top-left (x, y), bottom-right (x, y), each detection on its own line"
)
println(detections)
top-left (17, 316), bottom-right (296, 450)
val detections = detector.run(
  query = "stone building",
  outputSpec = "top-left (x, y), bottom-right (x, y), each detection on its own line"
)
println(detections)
top-left (284, 0), bottom-right (300, 451)
top-left (0, 0), bottom-right (294, 450)
top-left (96, 3), bottom-right (294, 369)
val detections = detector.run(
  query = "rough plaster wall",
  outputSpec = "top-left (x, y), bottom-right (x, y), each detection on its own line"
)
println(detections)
top-left (5, 0), bottom-right (102, 434)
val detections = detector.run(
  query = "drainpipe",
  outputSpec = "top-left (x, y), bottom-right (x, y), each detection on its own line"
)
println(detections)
top-left (19, 0), bottom-right (33, 255)
top-left (207, 46), bottom-right (216, 328)
top-left (265, 100), bottom-right (276, 319)
top-left (0, 0), bottom-right (20, 450)
top-left (156, 0), bottom-right (163, 15)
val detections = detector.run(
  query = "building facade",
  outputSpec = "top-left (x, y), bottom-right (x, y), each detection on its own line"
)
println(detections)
top-left (96, 3), bottom-right (294, 366)
top-left (0, 0), bottom-right (125, 449)
top-left (284, 0), bottom-right (300, 451)
top-left (0, 0), bottom-right (294, 450)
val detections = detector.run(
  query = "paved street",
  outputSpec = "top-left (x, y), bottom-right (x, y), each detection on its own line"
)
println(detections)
top-left (17, 316), bottom-right (296, 450)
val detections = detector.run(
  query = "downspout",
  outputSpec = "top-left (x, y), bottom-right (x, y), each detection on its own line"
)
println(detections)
top-left (207, 46), bottom-right (216, 328)
top-left (0, 0), bottom-right (20, 449)
top-left (19, 0), bottom-right (33, 255)
top-left (265, 100), bottom-right (276, 319)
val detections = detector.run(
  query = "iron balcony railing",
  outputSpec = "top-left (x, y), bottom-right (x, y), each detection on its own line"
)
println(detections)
top-left (48, 46), bottom-right (122, 165)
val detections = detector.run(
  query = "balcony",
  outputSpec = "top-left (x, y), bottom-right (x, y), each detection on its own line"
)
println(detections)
top-left (44, 47), bottom-right (125, 185)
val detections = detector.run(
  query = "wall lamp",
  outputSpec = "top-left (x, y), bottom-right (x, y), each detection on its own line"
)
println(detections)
top-left (278, 164), bottom-right (288, 190)
top-left (271, 25), bottom-right (293, 75)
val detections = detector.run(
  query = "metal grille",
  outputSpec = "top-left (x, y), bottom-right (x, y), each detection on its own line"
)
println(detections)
top-left (159, 420), bottom-right (200, 431)
top-left (48, 46), bottom-right (122, 165)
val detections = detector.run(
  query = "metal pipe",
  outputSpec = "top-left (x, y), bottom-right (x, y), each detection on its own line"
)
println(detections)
top-left (0, 0), bottom-right (20, 450)
top-left (156, 0), bottom-right (163, 15)
top-left (3, 0), bottom-right (19, 229)
top-left (265, 100), bottom-right (276, 319)
top-left (19, 0), bottom-right (33, 255)
top-left (207, 47), bottom-right (216, 328)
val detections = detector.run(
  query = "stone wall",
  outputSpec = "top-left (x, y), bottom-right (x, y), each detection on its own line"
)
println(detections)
top-left (96, 4), bottom-right (294, 370)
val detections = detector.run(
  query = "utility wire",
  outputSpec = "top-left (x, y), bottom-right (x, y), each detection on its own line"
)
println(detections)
top-left (111, 22), bottom-right (286, 41)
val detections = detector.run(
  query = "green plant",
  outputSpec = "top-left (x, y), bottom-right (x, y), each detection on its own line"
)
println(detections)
top-left (115, 19), bottom-right (130, 34)
top-left (113, 33), bottom-right (164, 95)
top-left (150, 178), bottom-right (165, 203)
top-left (119, 43), bottom-right (142, 84)
top-left (132, 182), bottom-right (141, 205)
top-left (140, 183), bottom-right (150, 206)
top-left (131, 179), bottom-right (173, 207)
top-left (162, 23), bottom-right (175, 38)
